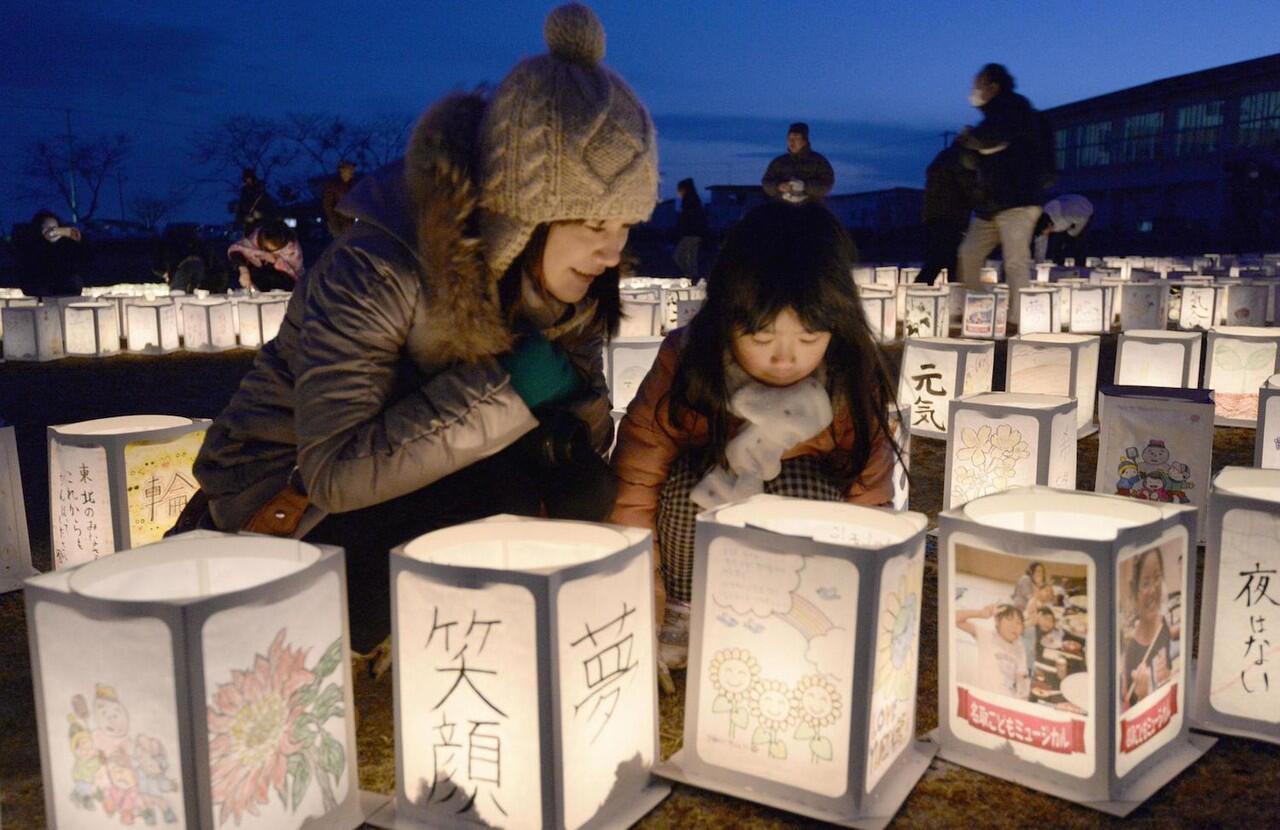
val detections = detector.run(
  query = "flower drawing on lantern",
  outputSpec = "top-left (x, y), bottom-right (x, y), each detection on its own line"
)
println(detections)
top-left (874, 570), bottom-right (921, 704)
top-left (207, 628), bottom-right (346, 826)
top-left (952, 424), bottom-right (1031, 506)
top-left (1212, 340), bottom-right (1276, 421)
top-left (709, 647), bottom-right (760, 738)
top-left (748, 677), bottom-right (796, 759)
top-left (792, 674), bottom-right (841, 762)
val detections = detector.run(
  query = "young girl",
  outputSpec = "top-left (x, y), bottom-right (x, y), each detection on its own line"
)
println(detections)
top-left (609, 200), bottom-right (899, 671)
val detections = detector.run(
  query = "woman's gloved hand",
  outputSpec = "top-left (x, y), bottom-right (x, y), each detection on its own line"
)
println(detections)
top-left (500, 331), bottom-right (582, 411)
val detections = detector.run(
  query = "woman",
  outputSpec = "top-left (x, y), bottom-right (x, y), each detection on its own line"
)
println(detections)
top-left (190, 3), bottom-right (658, 652)
top-left (227, 219), bottom-right (304, 291)
top-left (1121, 548), bottom-right (1172, 711)
top-left (1012, 561), bottom-right (1047, 611)
top-left (14, 209), bottom-right (88, 297)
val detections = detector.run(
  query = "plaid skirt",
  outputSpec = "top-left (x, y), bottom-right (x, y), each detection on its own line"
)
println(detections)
top-left (656, 454), bottom-right (845, 603)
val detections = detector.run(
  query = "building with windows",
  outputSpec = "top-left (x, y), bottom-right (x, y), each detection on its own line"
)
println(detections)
top-left (1045, 52), bottom-right (1280, 253)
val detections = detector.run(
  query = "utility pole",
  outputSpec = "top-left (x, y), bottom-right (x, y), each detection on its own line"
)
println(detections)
top-left (65, 108), bottom-right (79, 224)
top-left (116, 170), bottom-right (126, 221)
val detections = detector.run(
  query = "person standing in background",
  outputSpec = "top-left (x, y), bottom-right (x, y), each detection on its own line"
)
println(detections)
top-left (916, 138), bottom-right (976, 284)
top-left (673, 177), bottom-right (708, 280)
top-left (762, 122), bottom-right (834, 203)
top-left (322, 159), bottom-right (359, 239)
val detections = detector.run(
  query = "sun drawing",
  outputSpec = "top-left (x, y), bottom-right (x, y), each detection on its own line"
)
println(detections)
top-left (874, 564), bottom-right (922, 702)
top-left (708, 648), bottom-right (758, 703)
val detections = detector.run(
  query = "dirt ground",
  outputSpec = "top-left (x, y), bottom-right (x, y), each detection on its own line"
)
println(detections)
top-left (1, 337), bottom-right (1278, 829)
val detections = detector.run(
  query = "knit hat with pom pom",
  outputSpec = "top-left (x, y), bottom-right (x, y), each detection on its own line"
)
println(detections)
top-left (477, 3), bottom-right (658, 278)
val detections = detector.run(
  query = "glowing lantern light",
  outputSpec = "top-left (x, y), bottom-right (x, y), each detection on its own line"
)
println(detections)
top-left (181, 299), bottom-right (238, 352)
top-left (961, 288), bottom-right (1007, 339)
top-left (1203, 327), bottom-right (1280, 427)
top-left (0, 294), bottom-right (39, 340)
top-left (0, 426), bottom-right (36, 593)
top-left (619, 291), bottom-right (663, 337)
top-left (1064, 286), bottom-right (1111, 334)
top-left (860, 287), bottom-right (897, 343)
top-left (1118, 283), bottom-right (1170, 331)
top-left (607, 336), bottom-right (663, 412)
top-left (1218, 282), bottom-right (1269, 327)
top-left (2, 304), bottom-right (65, 362)
top-left (898, 337), bottom-right (994, 438)
top-left (1018, 287), bottom-right (1060, 335)
top-left (236, 296), bottom-right (289, 348)
top-left (1114, 330), bottom-right (1201, 389)
top-left (902, 287), bottom-right (949, 338)
top-left (1177, 285), bottom-right (1218, 330)
top-left (1255, 375), bottom-right (1280, 469)
top-left (64, 302), bottom-right (121, 357)
top-left (125, 300), bottom-right (180, 353)
top-left (1006, 334), bottom-right (1101, 438)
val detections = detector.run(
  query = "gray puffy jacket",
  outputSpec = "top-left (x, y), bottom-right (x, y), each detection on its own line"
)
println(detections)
top-left (194, 94), bottom-right (612, 534)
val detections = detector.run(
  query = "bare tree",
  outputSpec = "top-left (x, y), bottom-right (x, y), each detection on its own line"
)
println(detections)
top-left (129, 185), bottom-right (191, 230)
top-left (18, 133), bottom-right (132, 222)
top-left (189, 115), bottom-right (298, 191)
top-left (362, 113), bottom-right (415, 168)
top-left (284, 113), bottom-right (373, 175)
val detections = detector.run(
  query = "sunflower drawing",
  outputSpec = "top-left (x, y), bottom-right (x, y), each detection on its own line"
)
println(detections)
top-left (792, 674), bottom-right (842, 762)
top-left (708, 648), bottom-right (759, 738)
top-left (873, 561), bottom-right (923, 704)
top-left (748, 677), bottom-right (795, 759)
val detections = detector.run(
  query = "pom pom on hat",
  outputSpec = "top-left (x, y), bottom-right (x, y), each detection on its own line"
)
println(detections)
top-left (544, 3), bottom-right (605, 66)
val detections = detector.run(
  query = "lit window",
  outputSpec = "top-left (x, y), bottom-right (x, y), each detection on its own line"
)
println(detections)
top-left (1074, 121), bottom-right (1112, 167)
top-left (1175, 101), bottom-right (1223, 157)
top-left (1054, 128), bottom-right (1069, 171)
top-left (1121, 112), bottom-right (1163, 163)
top-left (1239, 90), bottom-right (1280, 148)
top-left (1139, 220), bottom-right (1153, 233)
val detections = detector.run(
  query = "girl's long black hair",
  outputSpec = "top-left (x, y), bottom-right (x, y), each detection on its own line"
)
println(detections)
top-left (667, 199), bottom-right (900, 484)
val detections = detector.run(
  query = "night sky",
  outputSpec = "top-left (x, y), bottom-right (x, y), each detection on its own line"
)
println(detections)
top-left (3, 0), bottom-right (1278, 228)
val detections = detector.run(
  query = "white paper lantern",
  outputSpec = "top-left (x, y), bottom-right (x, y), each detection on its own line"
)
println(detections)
top-left (0, 295), bottom-right (39, 340)
top-left (1255, 375), bottom-right (1280, 468)
top-left (1114, 330), bottom-right (1201, 389)
top-left (898, 337), bottom-right (994, 438)
top-left (238, 296), bottom-right (290, 348)
top-left (607, 336), bottom-right (663, 412)
top-left (944, 393), bottom-right (1077, 510)
top-left (1035, 263), bottom-right (1053, 283)
top-left (899, 266), bottom-right (921, 285)
top-left (961, 289), bottom-right (1007, 339)
top-left (64, 302), bottom-right (121, 357)
top-left (2, 304), bottom-right (65, 362)
top-left (1065, 286), bottom-right (1112, 334)
top-left (25, 532), bottom-right (365, 829)
top-left (874, 266), bottom-right (900, 289)
top-left (656, 496), bottom-right (934, 827)
top-left (181, 299), bottom-right (238, 352)
top-left (619, 293), bottom-right (663, 337)
top-left (1017, 287), bottom-right (1060, 335)
top-left (125, 300), bottom-right (180, 353)
top-left (1129, 268), bottom-right (1159, 283)
top-left (1118, 283), bottom-right (1170, 331)
top-left (860, 287), bottom-right (897, 343)
top-left (936, 487), bottom-right (1211, 814)
top-left (1006, 334), bottom-right (1101, 437)
top-left (851, 266), bottom-right (876, 287)
top-left (48, 415), bottom-right (209, 568)
top-left (375, 518), bottom-right (668, 829)
top-left (1219, 282), bottom-right (1269, 327)
top-left (980, 266), bottom-right (1000, 284)
top-left (1177, 285), bottom-right (1218, 330)
top-left (0, 426), bottom-right (36, 594)
top-left (1193, 467), bottom-right (1280, 744)
top-left (889, 404), bottom-right (911, 512)
top-left (902, 287), bottom-right (949, 338)
top-left (1204, 327), bottom-right (1280, 427)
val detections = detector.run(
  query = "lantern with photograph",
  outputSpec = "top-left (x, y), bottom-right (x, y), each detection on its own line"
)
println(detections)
top-left (936, 487), bottom-right (1210, 814)
top-left (64, 302), bottom-right (121, 357)
top-left (2, 304), bottom-right (65, 362)
top-left (181, 299), bottom-right (237, 352)
top-left (1218, 282), bottom-right (1269, 327)
top-left (1193, 467), bottom-right (1280, 745)
top-left (902, 287), bottom-right (949, 338)
top-left (607, 336), bottom-right (663, 412)
top-left (1177, 285), bottom-right (1218, 330)
top-left (0, 426), bottom-right (35, 594)
top-left (24, 532), bottom-right (365, 829)
top-left (961, 288), bottom-right (1007, 339)
top-left (1018, 287), bottom-right (1060, 335)
top-left (373, 517), bottom-right (669, 830)
top-left (1114, 330), bottom-right (1202, 388)
top-left (1006, 334), bottom-right (1101, 437)
top-left (1203, 327), bottom-right (1280, 426)
top-left (238, 296), bottom-right (290, 348)
top-left (1255, 375), bottom-right (1280, 468)
top-left (898, 337), bottom-right (995, 438)
top-left (48, 415), bottom-right (209, 568)
top-left (657, 496), bottom-right (934, 828)
top-left (125, 300), bottom-right (180, 353)
top-left (860, 287), bottom-right (897, 343)
top-left (1119, 283), bottom-right (1170, 331)
top-left (1065, 285), bottom-right (1112, 334)
top-left (943, 393), bottom-right (1076, 510)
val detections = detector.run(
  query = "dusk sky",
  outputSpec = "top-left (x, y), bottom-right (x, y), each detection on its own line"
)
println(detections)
top-left (4, 0), bottom-right (1279, 228)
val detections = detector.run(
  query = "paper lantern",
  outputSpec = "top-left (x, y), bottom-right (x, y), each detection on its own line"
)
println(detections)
top-left (25, 532), bottom-right (365, 829)
top-left (0, 426), bottom-right (36, 594)
top-left (944, 393), bottom-right (1077, 509)
top-left (1193, 467), bottom-right (1280, 744)
top-left (961, 289), bottom-right (1007, 339)
top-left (874, 266), bottom-right (900, 289)
top-left (935, 487), bottom-right (1211, 815)
top-left (0, 295), bottom-right (39, 340)
top-left (902, 287), bottom-right (949, 338)
top-left (1118, 283), bottom-right (1170, 331)
top-left (1255, 375), bottom-right (1280, 468)
top-left (607, 336), bottom-right (663, 412)
top-left (1218, 282), bottom-right (1269, 327)
top-left (1018, 287), bottom-right (1060, 335)
top-left (237, 296), bottom-right (290, 348)
top-left (2, 304), bottom-right (65, 361)
top-left (1035, 263), bottom-right (1053, 283)
top-left (181, 299), bottom-right (238, 352)
top-left (1177, 285), bottom-right (1218, 330)
top-left (1204, 327), bottom-right (1280, 426)
top-left (889, 404), bottom-right (911, 512)
top-left (898, 337), bottom-right (994, 438)
top-left (619, 292), bottom-right (663, 337)
top-left (980, 266), bottom-right (1000, 284)
top-left (899, 266), bottom-right (922, 285)
top-left (64, 302), bottom-right (121, 357)
top-left (860, 287), bottom-right (897, 343)
top-left (1129, 268), bottom-right (1159, 283)
top-left (1095, 386), bottom-right (1215, 543)
top-left (374, 517), bottom-right (669, 829)
top-left (48, 415), bottom-right (209, 568)
top-left (125, 300), bottom-right (180, 353)
top-left (1006, 334), bottom-right (1101, 438)
top-left (1114, 330), bottom-right (1202, 389)
top-left (656, 496), bottom-right (935, 827)
top-left (1064, 286), bottom-right (1112, 334)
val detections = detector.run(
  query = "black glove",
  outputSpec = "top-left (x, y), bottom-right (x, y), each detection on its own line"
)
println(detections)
top-left (512, 408), bottom-right (617, 521)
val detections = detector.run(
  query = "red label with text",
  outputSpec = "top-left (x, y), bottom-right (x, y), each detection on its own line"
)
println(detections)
top-left (957, 687), bottom-right (1087, 754)
top-left (1120, 683), bottom-right (1178, 753)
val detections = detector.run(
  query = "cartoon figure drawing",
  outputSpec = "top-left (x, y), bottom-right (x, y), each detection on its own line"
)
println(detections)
top-left (1135, 471), bottom-right (1169, 501)
top-left (1165, 462), bottom-right (1194, 503)
top-left (1116, 456), bottom-right (1142, 495)
top-left (91, 684), bottom-right (132, 758)
top-left (68, 718), bottom-right (103, 810)
top-left (103, 748), bottom-right (145, 825)
top-left (1119, 442), bottom-right (1195, 504)
top-left (1138, 439), bottom-right (1170, 475)
top-left (134, 735), bottom-right (179, 824)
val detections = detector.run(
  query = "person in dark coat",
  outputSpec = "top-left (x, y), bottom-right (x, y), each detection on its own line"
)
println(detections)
top-left (13, 210), bottom-right (88, 297)
top-left (673, 177), bottom-right (708, 279)
top-left (151, 225), bottom-right (231, 293)
top-left (322, 159), bottom-right (358, 238)
top-left (916, 139), bottom-right (977, 284)
top-left (762, 122), bottom-right (835, 202)
top-left (232, 168), bottom-right (276, 234)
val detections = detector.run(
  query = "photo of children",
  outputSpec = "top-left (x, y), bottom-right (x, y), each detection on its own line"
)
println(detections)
top-left (1118, 542), bottom-right (1183, 712)
top-left (954, 544), bottom-right (1090, 714)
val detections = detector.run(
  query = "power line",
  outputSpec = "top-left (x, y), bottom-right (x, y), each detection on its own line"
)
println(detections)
top-left (0, 102), bottom-right (203, 132)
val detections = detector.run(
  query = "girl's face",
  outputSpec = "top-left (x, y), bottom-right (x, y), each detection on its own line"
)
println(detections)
top-left (731, 307), bottom-right (831, 387)
top-left (539, 220), bottom-right (629, 304)
top-left (1137, 555), bottom-right (1163, 623)
top-left (1031, 564), bottom-right (1046, 585)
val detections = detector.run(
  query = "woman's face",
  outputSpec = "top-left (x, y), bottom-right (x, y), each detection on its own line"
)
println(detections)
top-left (1137, 555), bottom-right (1163, 623)
top-left (539, 220), bottom-right (629, 304)
top-left (731, 307), bottom-right (832, 387)
top-left (1031, 564), bottom-right (1046, 585)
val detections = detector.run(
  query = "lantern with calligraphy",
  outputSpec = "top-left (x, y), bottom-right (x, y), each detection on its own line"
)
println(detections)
top-left (48, 415), bottom-right (209, 568)
top-left (1218, 282), bottom-right (1269, 327)
top-left (1177, 285), bottom-right (1218, 330)
top-left (1203, 327), bottom-right (1280, 426)
top-left (1119, 283), bottom-right (1170, 331)
top-left (25, 532), bottom-right (365, 829)
top-left (943, 393), bottom-right (1076, 510)
top-left (1064, 285), bottom-right (1112, 334)
top-left (656, 495), bottom-right (934, 827)
top-left (902, 287), bottom-right (949, 338)
top-left (1018, 287), bottom-right (1060, 335)
top-left (237, 296), bottom-right (290, 348)
top-left (1006, 334), bottom-right (1101, 437)
top-left (2, 304), bottom-right (65, 362)
top-left (607, 336), bottom-right (663, 412)
top-left (936, 487), bottom-right (1211, 814)
top-left (1255, 375), bottom-right (1280, 468)
top-left (372, 517), bottom-right (669, 829)
top-left (898, 337), bottom-right (995, 438)
top-left (860, 287), bottom-right (897, 343)
top-left (1114, 330), bottom-right (1201, 389)
top-left (1193, 467), bottom-right (1280, 745)
top-left (181, 299), bottom-right (238, 352)
top-left (125, 300), bottom-right (180, 353)
top-left (64, 302), bottom-right (121, 357)
top-left (0, 426), bottom-right (36, 594)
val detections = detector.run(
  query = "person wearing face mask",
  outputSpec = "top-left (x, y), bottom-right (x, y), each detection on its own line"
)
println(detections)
top-left (762, 123), bottom-right (835, 203)
top-left (14, 209), bottom-right (88, 297)
top-left (185, 3), bottom-right (658, 653)
top-left (956, 63), bottom-right (1054, 325)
